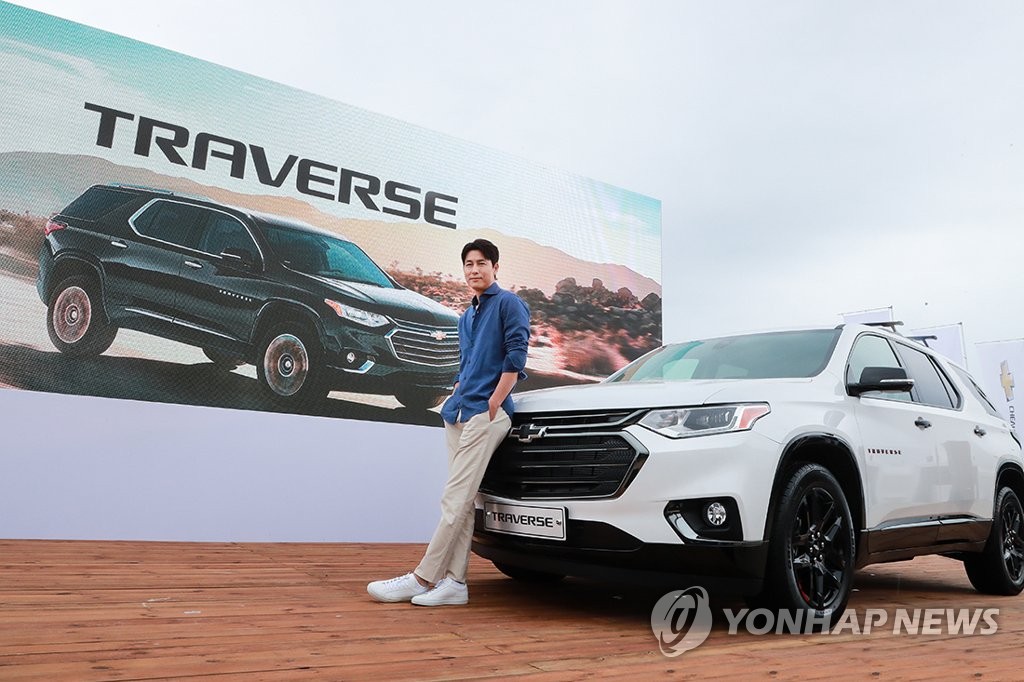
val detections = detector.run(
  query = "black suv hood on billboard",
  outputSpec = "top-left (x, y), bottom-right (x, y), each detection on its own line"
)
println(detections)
top-left (307, 274), bottom-right (461, 326)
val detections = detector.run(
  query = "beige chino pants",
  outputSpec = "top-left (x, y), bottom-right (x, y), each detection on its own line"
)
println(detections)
top-left (415, 408), bottom-right (512, 584)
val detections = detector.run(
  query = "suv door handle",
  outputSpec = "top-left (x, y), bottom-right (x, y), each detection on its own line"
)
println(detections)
top-left (184, 260), bottom-right (203, 269)
top-left (974, 426), bottom-right (987, 437)
top-left (110, 240), bottom-right (128, 249)
top-left (914, 417), bottom-right (932, 429)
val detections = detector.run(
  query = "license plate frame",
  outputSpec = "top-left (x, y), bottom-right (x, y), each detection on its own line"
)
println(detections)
top-left (483, 501), bottom-right (567, 541)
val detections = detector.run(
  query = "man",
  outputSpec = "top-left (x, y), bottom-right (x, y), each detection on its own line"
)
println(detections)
top-left (367, 239), bottom-right (530, 606)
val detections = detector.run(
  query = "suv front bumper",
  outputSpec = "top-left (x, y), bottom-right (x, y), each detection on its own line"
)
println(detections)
top-left (472, 511), bottom-right (767, 593)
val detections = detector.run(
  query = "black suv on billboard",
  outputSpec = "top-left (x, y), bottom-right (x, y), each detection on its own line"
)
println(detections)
top-left (37, 184), bottom-right (460, 408)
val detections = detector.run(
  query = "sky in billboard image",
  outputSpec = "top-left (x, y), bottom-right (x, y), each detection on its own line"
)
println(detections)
top-left (0, 1), bottom-right (663, 425)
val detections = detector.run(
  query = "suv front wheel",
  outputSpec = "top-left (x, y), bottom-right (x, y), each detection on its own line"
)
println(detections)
top-left (46, 275), bottom-right (117, 357)
top-left (256, 324), bottom-right (328, 404)
top-left (759, 463), bottom-right (856, 622)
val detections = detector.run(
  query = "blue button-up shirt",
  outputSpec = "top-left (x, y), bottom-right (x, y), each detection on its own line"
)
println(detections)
top-left (440, 282), bottom-right (530, 424)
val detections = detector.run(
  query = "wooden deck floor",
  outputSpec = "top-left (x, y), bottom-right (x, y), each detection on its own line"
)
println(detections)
top-left (0, 540), bottom-right (1021, 680)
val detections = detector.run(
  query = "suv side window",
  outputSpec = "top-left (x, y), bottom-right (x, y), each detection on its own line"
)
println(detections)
top-left (198, 213), bottom-right (258, 260)
top-left (894, 343), bottom-right (957, 409)
top-left (953, 366), bottom-right (1006, 420)
top-left (846, 334), bottom-right (914, 402)
top-left (132, 200), bottom-right (206, 250)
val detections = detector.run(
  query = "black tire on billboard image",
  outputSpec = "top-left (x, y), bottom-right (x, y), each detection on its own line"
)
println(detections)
top-left (256, 323), bottom-right (328, 405)
top-left (46, 274), bottom-right (118, 357)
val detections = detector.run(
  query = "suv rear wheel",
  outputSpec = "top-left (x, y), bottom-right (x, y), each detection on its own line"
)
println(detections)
top-left (46, 275), bottom-right (117, 357)
top-left (759, 463), bottom-right (856, 622)
top-left (256, 324), bottom-right (327, 404)
top-left (964, 486), bottom-right (1024, 595)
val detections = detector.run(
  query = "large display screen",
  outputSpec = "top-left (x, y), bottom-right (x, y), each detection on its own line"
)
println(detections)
top-left (0, 2), bottom-right (662, 427)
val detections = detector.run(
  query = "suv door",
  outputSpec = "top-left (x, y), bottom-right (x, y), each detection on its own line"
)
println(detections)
top-left (847, 334), bottom-right (937, 542)
top-left (890, 342), bottom-right (977, 523)
top-left (117, 199), bottom-right (208, 319)
top-left (172, 209), bottom-right (267, 344)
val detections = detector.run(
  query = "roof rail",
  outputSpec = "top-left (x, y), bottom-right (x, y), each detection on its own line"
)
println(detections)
top-left (863, 320), bottom-right (905, 333)
top-left (907, 333), bottom-right (938, 348)
top-left (107, 183), bottom-right (174, 194)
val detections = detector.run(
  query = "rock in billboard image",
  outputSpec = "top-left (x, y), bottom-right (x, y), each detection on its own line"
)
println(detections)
top-left (0, 2), bottom-right (661, 426)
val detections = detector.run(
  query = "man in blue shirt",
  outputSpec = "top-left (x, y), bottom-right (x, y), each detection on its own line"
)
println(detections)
top-left (368, 239), bottom-right (530, 606)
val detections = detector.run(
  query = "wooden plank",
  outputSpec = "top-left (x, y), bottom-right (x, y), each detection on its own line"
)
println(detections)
top-left (0, 540), bottom-right (1022, 680)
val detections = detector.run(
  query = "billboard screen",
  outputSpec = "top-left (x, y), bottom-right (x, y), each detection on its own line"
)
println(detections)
top-left (0, 2), bottom-right (662, 427)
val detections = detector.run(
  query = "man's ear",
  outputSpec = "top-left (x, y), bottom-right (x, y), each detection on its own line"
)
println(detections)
top-left (493, 262), bottom-right (499, 279)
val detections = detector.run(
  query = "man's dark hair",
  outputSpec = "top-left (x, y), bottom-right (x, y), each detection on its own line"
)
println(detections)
top-left (461, 239), bottom-right (499, 265)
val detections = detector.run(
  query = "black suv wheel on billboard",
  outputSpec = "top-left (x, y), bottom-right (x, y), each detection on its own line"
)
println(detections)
top-left (37, 184), bottom-right (461, 411)
top-left (46, 274), bottom-right (118, 357)
top-left (257, 323), bottom-right (327, 404)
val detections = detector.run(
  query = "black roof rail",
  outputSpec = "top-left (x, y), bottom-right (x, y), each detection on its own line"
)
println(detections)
top-left (107, 183), bottom-right (174, 194)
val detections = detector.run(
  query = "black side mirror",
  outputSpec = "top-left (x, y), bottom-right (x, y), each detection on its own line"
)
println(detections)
top-left (848, 366), bottom-right (915, 396)
top-left (221, 247), bottom-right (255, 269)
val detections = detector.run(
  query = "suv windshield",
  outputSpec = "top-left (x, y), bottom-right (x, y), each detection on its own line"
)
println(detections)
top-left (607, 329), bottom-right (841, 383)
top-left (257, 221), bottom-right (394, 288)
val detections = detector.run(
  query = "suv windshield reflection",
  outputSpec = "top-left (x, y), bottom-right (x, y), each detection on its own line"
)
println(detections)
top-left (607, 329), bottom-right (841, 382)
top-left (258, 220), bottom-right (395, 288)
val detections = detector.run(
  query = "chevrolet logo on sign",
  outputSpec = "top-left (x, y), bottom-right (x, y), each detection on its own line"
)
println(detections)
top-left (1001, 360), bottom-right (1015, 402)
top-left (511, 423), bottom-right (548, 443)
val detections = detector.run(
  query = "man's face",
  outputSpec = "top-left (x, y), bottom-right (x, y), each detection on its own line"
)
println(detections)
top-left (463, 249), bottom-right (498, 294)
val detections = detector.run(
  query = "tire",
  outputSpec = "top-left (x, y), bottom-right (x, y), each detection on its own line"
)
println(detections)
top-left (203, 347), bottom-right (243, 370)
top-left (394, 387), bottom-right (448, 411)
top-left (46, 275), bottom-right (117, 357)
top-left (493, 562), bottom-right (565, 583)
top-left (256, 323), bottom-right (328, 404)
top-left (758, 463), bottom-right (856, 623)
top-left (964, 486), bottom-right (1024, 596)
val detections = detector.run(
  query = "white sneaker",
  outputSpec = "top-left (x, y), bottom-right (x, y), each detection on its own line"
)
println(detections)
top-left (411, 577), bottom-right (469, 606)
top-left (367, 573), bottom-right (428, 603)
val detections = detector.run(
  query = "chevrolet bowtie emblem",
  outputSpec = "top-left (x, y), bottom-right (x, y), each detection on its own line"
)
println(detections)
top-left (1000, 360), bottom-right (1015, 402)
top-left (511, 423), bottom-right (548, 443)
top-left (431, 330), bottom-right (447, 341)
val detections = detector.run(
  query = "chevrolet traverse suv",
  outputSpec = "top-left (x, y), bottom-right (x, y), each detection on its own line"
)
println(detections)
top-left (473, 325), bottom-right (1024, 619)
top-left (37, 184), bottom-right (460, 408)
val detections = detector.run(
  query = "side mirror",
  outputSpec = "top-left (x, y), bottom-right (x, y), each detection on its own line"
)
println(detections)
top-left (848, 366), bottom-right (915, 396)
top-left (221, 247), bottom-right (255, 269)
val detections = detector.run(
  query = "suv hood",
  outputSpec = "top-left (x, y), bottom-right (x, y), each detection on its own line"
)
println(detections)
top-left (307, 274), bottom-right (460, 325)
top-left (514, 378), bottom-right (817, 412)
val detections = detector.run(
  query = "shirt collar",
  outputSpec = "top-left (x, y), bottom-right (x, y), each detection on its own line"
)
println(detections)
top-left (471, 281), bottom-right (501, 308)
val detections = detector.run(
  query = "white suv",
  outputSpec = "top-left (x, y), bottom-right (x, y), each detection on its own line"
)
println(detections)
top-left (472, 324), bottom-right (1024, 618)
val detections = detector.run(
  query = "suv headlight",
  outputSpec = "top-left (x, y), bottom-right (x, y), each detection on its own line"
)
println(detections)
top-left (639, 403), bottom-right (771, 439)
top-left (324, 299), bottom-right (391, 328)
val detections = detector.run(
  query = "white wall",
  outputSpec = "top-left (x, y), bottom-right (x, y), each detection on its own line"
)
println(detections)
top-left (0, 388), bottom-right (447, 542)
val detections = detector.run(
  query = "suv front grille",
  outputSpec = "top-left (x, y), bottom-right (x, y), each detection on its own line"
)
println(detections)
top-left (482, 417), bottom-right (646, 499)
top-left (387, 318), bottom-right (460, 366)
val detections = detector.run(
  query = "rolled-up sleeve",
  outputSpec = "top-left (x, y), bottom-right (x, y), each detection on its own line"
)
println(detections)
top-left (501, 296), bottom-right (531, 379)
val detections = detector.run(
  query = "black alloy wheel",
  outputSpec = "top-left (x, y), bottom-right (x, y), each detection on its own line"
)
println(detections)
top-left (965, 486), bottom-right (1024, 595)
top-left (759, 463), bottom-right (856, 621)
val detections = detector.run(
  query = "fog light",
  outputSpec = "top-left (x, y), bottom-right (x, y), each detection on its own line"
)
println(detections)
top-left (706, 501), bottom-right (728, 527)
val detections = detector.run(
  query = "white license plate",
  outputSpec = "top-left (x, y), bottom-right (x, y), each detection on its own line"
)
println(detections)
top-left (483, 501), bottom-right (566, 540)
